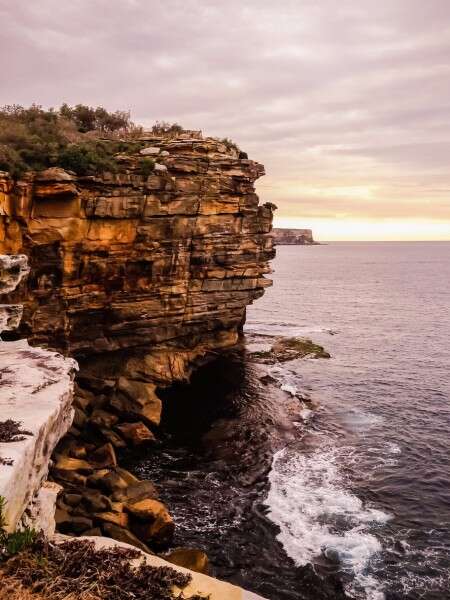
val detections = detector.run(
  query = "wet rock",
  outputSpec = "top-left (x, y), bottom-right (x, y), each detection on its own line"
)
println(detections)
top-left (251, 337), bottom-right (331, 363)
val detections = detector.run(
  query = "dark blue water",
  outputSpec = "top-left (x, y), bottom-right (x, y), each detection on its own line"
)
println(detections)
top-left (246, 242), bottom-right (450, 599)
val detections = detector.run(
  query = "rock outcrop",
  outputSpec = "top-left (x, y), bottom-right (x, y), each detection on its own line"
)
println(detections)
top-left (272, 227), bottom-right (315, 245)
top-left (0, 254), bottom-right (76, 533)
top-left (0, 131), bottom-right (274, 556)
top-left (0, 134), bottom-right (274, 388)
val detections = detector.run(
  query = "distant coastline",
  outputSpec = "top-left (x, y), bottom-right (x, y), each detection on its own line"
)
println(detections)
top-left (272, 227), bottom-right (319, 245)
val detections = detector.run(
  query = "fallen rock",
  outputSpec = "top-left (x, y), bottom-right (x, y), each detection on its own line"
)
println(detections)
top-left (115, 421), bottom-right (155, 446)
top-left (90, 409), bottom-right (119, 429)
top-left (114, 479), bottom-right (158, 503)
top-left (90, 443), bottom-right (117, 468)
top-left (113, 377), bottom-right (162, 426)
top-left (99, 427), bottom-right (127, 448)
top-left (102, 522), bottom-right (152, 554)
top-left (164, 547), bottom-right (209, 575)
top-left (94, 511), bottom-right (129, 528)
top-left (127, 499), bottom-right (174, 545)
top-left (55, 508), bottom-right (93, 534)
top-left (81, 488), bottom-right (113, 512)
top-left (54, 456), bottom-right (93, 474)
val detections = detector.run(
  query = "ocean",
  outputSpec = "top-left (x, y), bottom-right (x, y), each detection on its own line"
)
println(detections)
top-left (125, 242), bottom-right (450, 600)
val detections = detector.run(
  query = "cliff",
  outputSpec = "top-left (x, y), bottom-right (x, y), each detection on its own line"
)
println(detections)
top-left (272, 227), bottom-right (315, 245)
top-left (0, 133), bottom-right (274, 385)
top-left (0, 131), bottom-right (274, 558)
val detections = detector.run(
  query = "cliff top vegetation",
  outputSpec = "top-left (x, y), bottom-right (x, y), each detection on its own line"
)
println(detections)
top-left (0, 104), bottom-right (177, 178)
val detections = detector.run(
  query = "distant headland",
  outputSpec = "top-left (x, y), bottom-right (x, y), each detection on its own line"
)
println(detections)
top-left (272, 228), bottom-right (318, 245)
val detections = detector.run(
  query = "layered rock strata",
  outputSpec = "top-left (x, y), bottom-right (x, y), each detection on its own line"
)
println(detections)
top-left (0, 134), bottom-right (274, 375)
top-left (0, 132), bottom-right (274, 559)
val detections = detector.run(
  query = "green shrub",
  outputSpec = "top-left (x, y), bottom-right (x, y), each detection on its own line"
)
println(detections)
top-left (59, 141), bottom-right (118, 176)
top-left (139, 157), bottom-right (155, 178)
top-left (0, 104), bottom-right (139, 176)
top-left (0, 496), bottom-right (37, 560)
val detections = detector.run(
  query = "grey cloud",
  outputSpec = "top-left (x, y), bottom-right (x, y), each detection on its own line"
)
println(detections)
top-left (1, 0), bottom-right (450, 231)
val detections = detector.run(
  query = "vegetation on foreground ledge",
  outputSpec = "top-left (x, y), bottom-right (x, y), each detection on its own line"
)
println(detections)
top-left (1, 497), bottom-right (206, 600)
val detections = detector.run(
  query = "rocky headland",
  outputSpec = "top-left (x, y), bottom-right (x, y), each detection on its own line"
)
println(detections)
top-left (0, 126), bottom-right (274, 598)
top-left (272, 228), bottom-right (316, 245)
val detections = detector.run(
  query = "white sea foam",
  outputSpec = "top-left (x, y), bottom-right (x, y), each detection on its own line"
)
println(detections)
top-left (266, 444), bottom-right (391, 599)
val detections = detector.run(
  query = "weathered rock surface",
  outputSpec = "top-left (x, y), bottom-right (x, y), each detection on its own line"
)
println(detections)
top-left (0, 132), bottom-right (274, 571)
top-left (75, 535), bottom-right (268, 600)
top-left (0, 254), bottom-right (77, 532)
top-left (0, 134), bottom-right (274, 389)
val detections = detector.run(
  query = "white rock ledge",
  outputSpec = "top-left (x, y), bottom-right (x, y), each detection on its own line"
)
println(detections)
top-left (0, 339), bottom-right (77, 532)
top-left (72, 535), bottom-right (268, 600)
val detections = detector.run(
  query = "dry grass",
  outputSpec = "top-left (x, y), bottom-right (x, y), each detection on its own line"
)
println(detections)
top-left (2, 537), bottom-right (207, 600)
top-left (0, 576), bottom-right (47, 600)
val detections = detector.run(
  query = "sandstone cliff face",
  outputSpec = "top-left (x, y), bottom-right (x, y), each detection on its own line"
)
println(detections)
top-left (0, 133), bottom-right (274, 385)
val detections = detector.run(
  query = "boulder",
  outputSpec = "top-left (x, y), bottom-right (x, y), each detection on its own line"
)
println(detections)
top-left (54, 456), bottom-right (93, 474)
top-left (127, 498), bottom-right (174, 545)
top-left (115, 421), bottom-right (155, 446)
top-left (102, 523), bottom-right (152, 554)
top-left (113, 479), bottom-right (158, 503)
top-left (113, 377), bottom-right (162, 426)
top-left (64, 493), bottom-right (83, 507)
top-left (94, 511), bottom-right (129, 528)
top-left (90, 409), bottom-right (119, 429)
top-left (91, 469), bottom-right (129, 494)
top-left (115, 467), bottom-right (139, 485)
top-left (90, 443), bottom-right (117, 468)
top-left (140, 147), bottom-right (160, 156)
top-left (164, 547), bottom-right (209, 574)
top-left (99, 427), bottom-right (127, 448)
top-left (81, 488), bottom-right (113, 512)
top-left (55, 508), bottom-right (93, 534)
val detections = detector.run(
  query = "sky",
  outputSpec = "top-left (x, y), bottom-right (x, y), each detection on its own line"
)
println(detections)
top-left (1, 0), bottom-right (450, 240)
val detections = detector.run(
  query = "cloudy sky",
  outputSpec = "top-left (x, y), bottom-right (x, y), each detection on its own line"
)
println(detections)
top-left (2, 0), bottom-right (450, 240)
